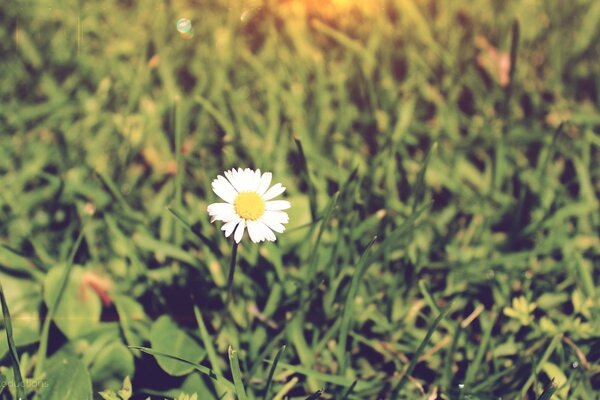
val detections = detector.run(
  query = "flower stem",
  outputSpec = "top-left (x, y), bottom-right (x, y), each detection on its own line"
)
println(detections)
top-left (226, 241), bottom-right (239, 305)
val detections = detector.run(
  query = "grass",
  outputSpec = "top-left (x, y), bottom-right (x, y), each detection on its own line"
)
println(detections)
top-left (1, 0), bottom-right (599, 399)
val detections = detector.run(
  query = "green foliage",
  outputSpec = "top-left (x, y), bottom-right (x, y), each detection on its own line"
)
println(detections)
top-left (36, 354), bottom-right (93, 400)
top-left (150, 316), bottom-right (206, 377)
top-left (0, 0), bottom-right (599, 399)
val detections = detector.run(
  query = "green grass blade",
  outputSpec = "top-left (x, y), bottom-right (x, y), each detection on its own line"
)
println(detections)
top-left (463, 313), bottom-right (494, 388)
top-left (34, 223), bottom-right (87, 379)
top-left (412, 142), bottom-right (437, 213)
top-left (537, 380), bottom-right (557, 400)
top-left (340, 380), bottom-right (358, 400)
top-left (305, 388), bottom-right (324, 399)
top-left (391, 301), bottom-right (454, 398)
top-left (305, 192), bottom-right (340, 288)
top-left (263, 345), bottom-right (286, 400)
top-left (226, 241), bottom-right (239, 304)
top-left (442, 325), bottom-right (462, 390)
top-left (172, 98), bottom-right (185, 247)
top-left (131, 346), bottom-right (235, 391)
top-left (337, 236), bottom-right (377, 371)
top-left (194, 95), bottom-right (236, 139)
top-left (0, 282), bottom-right (26, 400)
top-left (263, 361), bottom-right (366, 389)
top-left (193, 306), bottom-right (222, 375)
top-left (93, 169), bottom-right (145, 223)
top-left (167, 206), bottom-right (221, 256)
top-left (294, 137), bottom-right (318, 222)
top-left (519, 335), bottom-right (561, 398)
top-left (228, 346), bottom-right (248, 400)
top-left (502, 19), bottom-right (520, 117)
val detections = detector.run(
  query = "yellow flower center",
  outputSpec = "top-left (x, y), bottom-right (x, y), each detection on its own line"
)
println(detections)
top-left (234, 192), bottom-right (265, 220)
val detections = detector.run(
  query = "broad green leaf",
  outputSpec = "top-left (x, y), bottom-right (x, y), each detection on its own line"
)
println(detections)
top-left (43, 265), bottom-right (102, 339)
top-left (150, 316), bottom-right (206, 376)
top-left (113, 294), bottom-right (147, 352)
top-left (36, 354), bottom-right (93, 400)
top-left (90, 341), bottom-right (135, 389)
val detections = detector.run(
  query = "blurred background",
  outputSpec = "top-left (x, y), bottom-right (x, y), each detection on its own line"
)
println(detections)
top-left (1, 0), bottom-right (599, 399)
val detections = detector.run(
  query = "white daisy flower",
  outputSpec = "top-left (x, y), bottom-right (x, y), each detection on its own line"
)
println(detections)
top-left (207, 168), bottom-right (291, 243)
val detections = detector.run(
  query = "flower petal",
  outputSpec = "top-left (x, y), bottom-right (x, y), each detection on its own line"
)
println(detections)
top-left (207, 203), bottom-right (236, 222)
top-left (262, 210), bottom-right (289, 224)
top-left (262, 217), bottom-right (286, 233)
top-left (260, 222), bottom-right (277, 241)
top-left (221, 218), bottom-right (240, 237)
top-left (212, 176), bottom-right (237, 203)
top-left (251, 169), bottom-right (261, 192)
top-left (244, 168), bottom-right (254, 191)
top-left (256, 172), bottom-right (272, 196)
top-left (234, 219), bottom-right (246, 243)
top-left (263, 183), bottom-right (286, 200)
top-left (265, 200), bottom-right (291, 211)
top-left (224, 170), bottom-right (243, 192)
top-left (246, 220), bottom-right (264, 243)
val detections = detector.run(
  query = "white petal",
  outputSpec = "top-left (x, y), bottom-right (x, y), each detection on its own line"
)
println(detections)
top-left (232, 168), bottom-right (243, 191)
top-left (263, 183), bottom-right (286, 200)
top-left (262, 217), bottom-right (286, 233)
top-left (212, 176), bottom-right (237, 203)
top-left (237, 168), bottom-right (248, 192)
top-left (265, 200), bottom-right (291, 211)
top-left (251, 169), bottom-right (261, 191)
top-left (256, 172), bottom-right (272, 196)
top-left (246, 220), bottom-right (264, 243)
top-left (262, 210), bottom-right (289, 224)
top-left (261, 223), bottom-right (277, 241)
top-left (207, 203), bottom-right (236, 222)
top-left (222, 218), bottom-right (240, 237)
top-left (234, 219), bottom-right (246, 243)
top-left (244, 168), bottom-right (254, 191)
top-left (224, 170), bottom-right (243, 192)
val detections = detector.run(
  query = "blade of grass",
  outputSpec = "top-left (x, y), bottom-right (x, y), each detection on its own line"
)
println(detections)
top-left (305, 388), bottom-right (324, 399)
top-left (93, 169), bottom-right (145, 223)
top-left (470, 364), bottom-right (517, 393)
top-left (305, 192), bottom-right (339, 288)
top-left (442, 325), bottom-right (462, 390)
top-left (502, 19), bottom-right (520, 118)
top-left (418, 280), bottom-right (456, 345)
top-left (294, 137), bottom-right (318, 222)
top-left (193, 306), bottom-right (222, 375)
top-left (131, 346), bottom-right (234, 391)
top-left (194, 95), bottom-right (235, 139)
top-left (272, 377), bottom-right (299, 400)
top-left (263, 361), bottom-right (367, 390)
top-left (226, 241), bottom-right (239, 304)
top-left (519, 335), bottom-right (562, 398)
top-left (537, 380), bottom-right (556, 400)
top-left (366, 202), bottom-right (430, 265)
top-left (337, 236), bottom-right (377, 372)
top-left (391, 301), bottom-right (454, 399)
top-left (462, 313), bottom-right (494, 394)
top-left (228, 346), bottom-right (248, 400)
top-left (263, 345), bottom-right (286, 400)
top-left (34, 223), bottom-right (86, 379)
top-left (0, 282), bottom-right (26, 400)
top-left (172, 98), bottom-right (185, 247)
top-left (167, 206), bottom-right (221, 256)
top-left (412, 142), bottom-right (437, 213)
top-left (193, 305), bottom-right (229, 396)
top-left (340, 380), bottom-right (358, 400)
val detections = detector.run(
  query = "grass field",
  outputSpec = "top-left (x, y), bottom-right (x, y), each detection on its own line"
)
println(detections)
top-left (1, 0), bottom-right (600, 399)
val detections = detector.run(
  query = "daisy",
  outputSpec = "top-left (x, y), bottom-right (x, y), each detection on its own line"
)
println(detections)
top-left (207, 168), bottom-right (291, 243)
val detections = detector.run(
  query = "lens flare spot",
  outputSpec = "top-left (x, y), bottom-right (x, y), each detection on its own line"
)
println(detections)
top-left (176, 18), bottom-right (192, 33)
